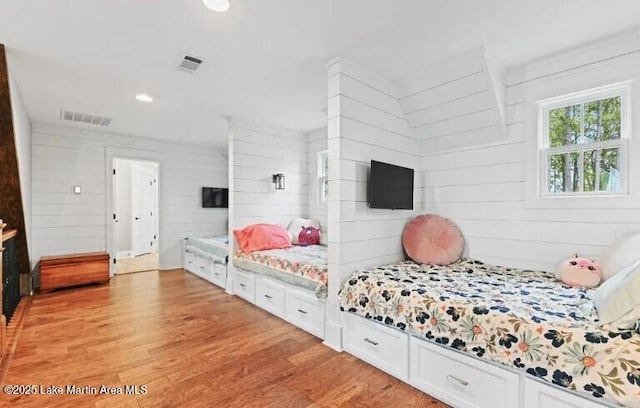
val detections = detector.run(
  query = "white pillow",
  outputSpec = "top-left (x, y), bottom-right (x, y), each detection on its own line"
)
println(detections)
top-left (594, 260), bottom-right (640, 328)
top-left (287, 218), bottom-right (321, 245)
top-left (599, 307), bottom-right (640, 333)
top-left (599, 232), bottom-right (640, 281)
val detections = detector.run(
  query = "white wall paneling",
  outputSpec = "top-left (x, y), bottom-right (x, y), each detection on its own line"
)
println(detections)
top-left (324, 33), bottom-right (640, 351)
top-left (229, 121), bottom-right (310, 230)
top-left (31, 123), bottom-right (227, 284)
top-left (418, 34), bottom-right (640, 272)
top-left (396, 47), bottom-right (507, 155)
top-left (325, 57), bottom-right (424, 350)
top-left (227, 120), bottom-right (320, 290)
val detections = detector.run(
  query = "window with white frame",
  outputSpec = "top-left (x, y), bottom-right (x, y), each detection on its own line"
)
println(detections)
top-left (538, 82), bottom-right (630, 196)
top-left (318, 150), bottom-right (328, 202)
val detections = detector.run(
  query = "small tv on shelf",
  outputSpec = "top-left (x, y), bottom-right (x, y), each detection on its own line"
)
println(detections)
top-left (368, 160), bottom-right (414, 210)
top-left (202, 187), bottom-right (228, 208)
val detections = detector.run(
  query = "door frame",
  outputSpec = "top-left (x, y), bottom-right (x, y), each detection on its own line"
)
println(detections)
top-left (106, 147), bottom-right (162, 277)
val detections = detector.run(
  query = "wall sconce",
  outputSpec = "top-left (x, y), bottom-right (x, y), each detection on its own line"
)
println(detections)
top-left (272, 173), bottom-right (285, 190)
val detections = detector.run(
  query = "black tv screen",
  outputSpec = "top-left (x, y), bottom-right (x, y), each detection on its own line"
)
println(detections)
top-left (202, 187), bottom-right (228, 208)
top-left (368, 160), bottom-right (414, 210)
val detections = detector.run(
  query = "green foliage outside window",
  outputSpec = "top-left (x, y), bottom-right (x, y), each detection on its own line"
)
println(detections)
top-left (547, 97), bottom-right (621, 193)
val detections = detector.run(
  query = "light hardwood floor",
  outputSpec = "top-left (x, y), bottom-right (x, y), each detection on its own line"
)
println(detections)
top-left (1, 270), bottom-right (449, 408)
top-left (115, 253), bottom-right (159, 275)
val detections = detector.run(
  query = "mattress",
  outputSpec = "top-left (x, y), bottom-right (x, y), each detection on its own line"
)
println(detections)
top-left (233, 245), bottom-right (328, 299)
top-left (184, 236), bottom-right (228, 264)
top-left (338, 259), bottom-right (640, 407)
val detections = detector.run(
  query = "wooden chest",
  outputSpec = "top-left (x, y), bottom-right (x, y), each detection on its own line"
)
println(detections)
top-left (40, 252), bottom-right (110, 293)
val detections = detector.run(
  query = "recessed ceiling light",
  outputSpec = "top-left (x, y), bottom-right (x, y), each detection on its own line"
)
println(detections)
top-left (135, 93), bottom-right (153, 103)
top-left (203, 0), bottom-right (229, 12)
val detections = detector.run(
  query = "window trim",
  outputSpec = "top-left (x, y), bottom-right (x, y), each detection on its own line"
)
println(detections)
top-left (537, 81), bottom-right (631, 198)
top-left (317, 150), bottom-right (328, 203)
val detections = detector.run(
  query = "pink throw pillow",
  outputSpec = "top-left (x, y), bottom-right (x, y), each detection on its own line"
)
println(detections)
top-left (555, 257), bottom-right (602, 289)
top-left (298, 226), bottom-right (320, 246)
top-left (402, 214), bottom-right (464, 265)
top-left (234, 224), bottom-right (292, 253)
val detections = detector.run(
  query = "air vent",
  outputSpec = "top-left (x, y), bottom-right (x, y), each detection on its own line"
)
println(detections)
top-left (60, 110), bottom-right (112, 127)
top-left (178, 55), bottom-right (203, 73)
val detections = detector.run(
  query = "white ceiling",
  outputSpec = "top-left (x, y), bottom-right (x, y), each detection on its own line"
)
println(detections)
top-left (1, 0), bottom-right (639, 150)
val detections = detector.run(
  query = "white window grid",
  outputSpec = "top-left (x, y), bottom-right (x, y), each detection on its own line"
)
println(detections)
top-left (537, 81), bottom-right (631, 197)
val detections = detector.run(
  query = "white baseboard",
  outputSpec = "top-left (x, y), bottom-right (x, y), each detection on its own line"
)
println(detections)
top-left (322, 320), bottom-right (343, 352)
top-left (116, 250), bottom-right (132, 259)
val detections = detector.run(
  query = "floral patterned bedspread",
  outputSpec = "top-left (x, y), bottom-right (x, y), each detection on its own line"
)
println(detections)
top-left (338, 259), bottom-right (640, 407)
top-left (234, 245), bottom-right (328, 298)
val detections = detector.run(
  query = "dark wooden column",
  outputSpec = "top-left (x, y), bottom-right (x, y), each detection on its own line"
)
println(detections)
top-left (0, 44), bottom-right (31, 287)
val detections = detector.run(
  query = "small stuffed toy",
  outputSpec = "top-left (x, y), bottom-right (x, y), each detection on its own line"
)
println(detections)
top-left (297, 226), bottom-right (320, 246)
top-left (555, 257), bottom-right (602, 289)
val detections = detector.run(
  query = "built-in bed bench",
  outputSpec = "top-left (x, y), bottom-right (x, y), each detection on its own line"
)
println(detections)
top-left (230, 244), bottom-right (328, 339)
top-left (338, 258), bottom-right (637, 408)
top-left (183, 236), bottom-right (229, 289)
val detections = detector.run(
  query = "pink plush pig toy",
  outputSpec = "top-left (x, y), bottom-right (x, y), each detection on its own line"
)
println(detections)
top-left (555, 257), bottom-right (602, 289)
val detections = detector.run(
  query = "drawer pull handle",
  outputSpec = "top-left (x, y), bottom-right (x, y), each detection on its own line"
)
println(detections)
top-left (363, 338), bottom-right (379, 346)
top-left (239, 283), bottom-right (246, 288)
top-left (447, 375), bottom-right (469, 387)
top-left (264, 294), bottom-right (273, 299)
top-left (297, 309), bottom-right (308, 315)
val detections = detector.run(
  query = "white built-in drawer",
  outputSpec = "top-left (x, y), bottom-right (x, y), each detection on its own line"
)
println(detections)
top-left (232, 269), bottom-right (255, 303)
top-left (255, 278), bottom-right (285, 318)
top-left (342, 312), bottom-right (409, 381)
top-left (409, 336), bottom-right (519, 408)
top-left (184, 252), bottom-right (198, 274)
top-left (523, 378), bottom-right (607, 408)
top-left (209, 263), bottom-right (227, 289)
top-left (284, 290), bottom-right (325, 339)
top-left (196, 257), bottom-right (210, 280)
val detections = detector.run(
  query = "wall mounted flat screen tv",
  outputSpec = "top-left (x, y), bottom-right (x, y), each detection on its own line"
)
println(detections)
top-left (202, 187), bottom-right (228, 208)
top-left (368, 160), bottom-right (414, 210)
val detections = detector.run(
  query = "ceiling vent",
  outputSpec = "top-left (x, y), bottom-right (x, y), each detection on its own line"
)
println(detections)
top-left (60, 109), bottom-right (112, 127)
top-left (178, 55), bottom-right (203, 73)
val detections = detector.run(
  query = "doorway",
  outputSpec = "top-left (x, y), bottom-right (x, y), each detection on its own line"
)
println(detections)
top-left (113, 158), bottom-right (159, 274)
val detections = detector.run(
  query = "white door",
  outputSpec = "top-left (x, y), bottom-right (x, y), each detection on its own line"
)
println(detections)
top-left (131, 162), bottom-right (156, 257)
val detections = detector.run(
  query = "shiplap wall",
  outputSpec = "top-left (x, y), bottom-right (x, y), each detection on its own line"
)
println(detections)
top-left (8, 70), bottom-right (32, 257)
top-left (397, 48), bottom-right (507, 154)
top-left (419, 34), bottom-right (640, 271)
top-left (326, 58), bottom-right (422, 346)
top-left (227, 121), bottom-right (313, 291)
top-left (229, 121), bottom-right (310, 231)
top-left (307, 127), bottom-right (328, 232)
top-left (31, 123), bottom-right (228, 281)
